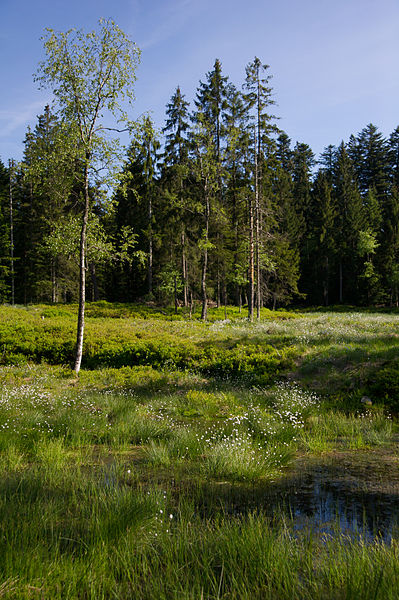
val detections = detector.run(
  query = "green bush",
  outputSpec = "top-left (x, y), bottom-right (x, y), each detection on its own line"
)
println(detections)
top-left (368, 361), bottom-right (399, 411)
top-left (0, 304), bottom-right (298, 382)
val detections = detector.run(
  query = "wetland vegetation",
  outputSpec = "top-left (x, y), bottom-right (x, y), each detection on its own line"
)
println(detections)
top-left (1, 303), bottom-right (399, 598)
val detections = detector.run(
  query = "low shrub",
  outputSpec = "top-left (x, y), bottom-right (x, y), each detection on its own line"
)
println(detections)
top-left (368, 361), bottom-right (399, 411)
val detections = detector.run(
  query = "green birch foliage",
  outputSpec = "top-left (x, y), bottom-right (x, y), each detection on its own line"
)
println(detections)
top-left (35, 18), bottom-right (141, 198)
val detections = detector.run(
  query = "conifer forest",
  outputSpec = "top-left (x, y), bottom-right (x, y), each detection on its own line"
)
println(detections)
top-left (1, 51), bottom-right (399, 314)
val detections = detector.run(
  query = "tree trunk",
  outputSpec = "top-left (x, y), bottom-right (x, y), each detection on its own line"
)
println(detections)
top-left (148, 192), bottom-right (153, 297)
top-left (201, 189), bottom-right (210, 321)
top-left (74, 161), bottom-right (90, 374)
top-left (323, 256), bottom-right (329, 306)
top-left (90, 262), bottom-right (99, 302)
top-left (339, 260), bottom-right (343, 303)
top-left (224, 282), bottom-right (227, 320)
top-left (248, 193), bottom-right (254, 322)
top-left (216, 260), bottom-right (221, 308)
top-left (216, 231), bottom-right (221, 308)
top-left (232, 185), bottom-right (240, 308)
top-left (181, 230), bottom-right (188, 307)
top-left (174, 274), bottom-right (178, 315)
top-left (51, 259), bottom-right (57, 303)
top-left (201, 248), bottom-right (208, 321)
top-left (255, 135), bottom-right (261, 321)
top-left (189, 291), bottom-right (193, 319)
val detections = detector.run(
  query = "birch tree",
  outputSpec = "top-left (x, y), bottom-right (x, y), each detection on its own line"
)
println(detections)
top-left (36, 19), bottom-right (140, 373)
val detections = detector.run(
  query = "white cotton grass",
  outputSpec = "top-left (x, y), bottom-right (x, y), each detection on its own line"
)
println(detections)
top-left (142, 381), bottom-right (319, 481)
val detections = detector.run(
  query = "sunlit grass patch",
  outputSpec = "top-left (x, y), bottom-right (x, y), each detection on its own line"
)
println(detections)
top-left (204, 433), bottom-right (293, 481)
top-left (299, 408), bottom-right (394, 453)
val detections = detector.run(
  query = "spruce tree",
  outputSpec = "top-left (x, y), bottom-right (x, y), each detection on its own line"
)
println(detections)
top-left (162, 86), bottom-right (191, 305)
top-left (190, 111), bottom-right (218, 320)
top-left (333, 142), bottom-right (364, 303)
top-left (307, 169), bottom-right (336, 304)
top-left (223, 83), bottom-right (250, 308)
top-left (194, 59), bottom-right (228, 307)
top-left (243, 57), bottom-right (277, 318)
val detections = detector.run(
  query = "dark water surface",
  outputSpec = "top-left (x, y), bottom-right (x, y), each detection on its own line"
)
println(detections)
top-left (263, 449), bottom-right (399, 542)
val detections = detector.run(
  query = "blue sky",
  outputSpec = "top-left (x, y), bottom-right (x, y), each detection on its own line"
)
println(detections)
top-left (1, 0), bottom-right (399, 163)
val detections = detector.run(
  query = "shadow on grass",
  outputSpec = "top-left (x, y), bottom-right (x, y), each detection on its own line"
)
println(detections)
top-left (0, 468), bottom-right (155, 559)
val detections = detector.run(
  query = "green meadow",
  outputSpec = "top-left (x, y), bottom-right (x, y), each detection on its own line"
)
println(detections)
top-left (1, 303), bottom-right (399, 598)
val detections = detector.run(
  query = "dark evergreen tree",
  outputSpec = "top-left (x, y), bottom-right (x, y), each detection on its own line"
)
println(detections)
top-left (333, 142), bottom-right (364, 303)
top-left (307, 169), bottom-right (336, 305)
top-left (389, 126), bottom-right (399, 187)
top-left (354, 124), bottom-right (390, 199)
top-left (194, 59), bottom-right (229, 307)
top-left (190, 111), bottom-right (218, 320)
top-left (111, 119), bottom-right (159, 301)
top-left (161, 86), bottom-right (192, 306)
top-left (243, 57), bottom-right (277, 317)
top-left (223, 83), bottom-right (251, 308)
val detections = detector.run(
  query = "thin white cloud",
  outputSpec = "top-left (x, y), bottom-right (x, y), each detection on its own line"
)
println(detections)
top-left (137, 0), bottom-right (206, 50)
top-left (0, 100), bottom-right (49, 138)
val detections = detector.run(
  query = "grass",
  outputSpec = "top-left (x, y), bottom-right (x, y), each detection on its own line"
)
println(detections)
top-left (0, 303), bottom-right (399, 597)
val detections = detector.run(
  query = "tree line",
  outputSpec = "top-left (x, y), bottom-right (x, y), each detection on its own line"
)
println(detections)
top-left (1, 55), bottom-right (399, 317)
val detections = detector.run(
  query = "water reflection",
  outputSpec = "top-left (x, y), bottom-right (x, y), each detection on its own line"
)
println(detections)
top-left (268, 457), bottom-right (399, 543)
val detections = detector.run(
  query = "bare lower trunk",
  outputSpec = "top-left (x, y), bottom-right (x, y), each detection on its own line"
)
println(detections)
top-left (339, 260), bottom-right (343, 303)
top-left (90, 262), bottom-right (99, 302)
top-left (248, 194), bottom-right (254, 322)
top-left (224, 283), bottom-right (227, 320)
top-left (148, 193), bottom-right (153, 296)
top-left (182, 231), bottom-right (188, 307)
top-left (323, 256), bottom-right (329, 306)
top-left (216, 266), bottom-right (221, 308)
top-left (51, 260), bottom-right (57, 303)
top-left (216, 236), bottom-right (220, 308)
top-left (174, 275), bottom-right (178, 315)
top-left (189, 291), bottom-right (193, 319)
top-left (255, 146), bottom-right (261, 321)
top-left (201, 247), bottom-right (208, 321)
top-left (201, 166), bottom-right (210, 321)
